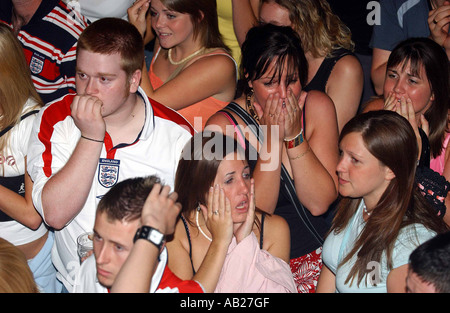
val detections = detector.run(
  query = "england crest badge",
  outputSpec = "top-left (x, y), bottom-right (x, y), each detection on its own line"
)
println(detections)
top-left (98, 158), bottom-right (120, 188)
top-left (30, 53), bottom-right (45, 75)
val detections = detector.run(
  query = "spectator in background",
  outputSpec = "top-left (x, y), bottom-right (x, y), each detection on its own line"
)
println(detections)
top-left (0, 23), bottom-right (60, 293)
top-left (0, 0), bottom-right (89, 104)
top-left (259, 0), bottom-right (364, 133)
top-left (370, 0), bottom-right (449, 95)
top-left (363, 38), bottom-right (450, 223)
top-left (406, 231), bottom-right (450, 293)
top-left (129, 0), bottom-right (237, 132)
top-left (65, 0), bottom-right (134, 22)
top-left (326, 0), bottom-right (376, 105)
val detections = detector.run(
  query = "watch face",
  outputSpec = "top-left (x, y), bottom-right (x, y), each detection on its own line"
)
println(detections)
top-left (149, 229), bottom-right (164, 243)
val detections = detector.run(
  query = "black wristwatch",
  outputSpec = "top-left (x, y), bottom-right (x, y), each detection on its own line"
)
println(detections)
top-left (133, 226), bottom-right (165, 249)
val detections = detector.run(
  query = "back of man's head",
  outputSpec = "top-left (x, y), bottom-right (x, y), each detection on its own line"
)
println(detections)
top-left (97, 175), bottom-right (161, 223)
top-left (409, 231), bottom-right (450, 293)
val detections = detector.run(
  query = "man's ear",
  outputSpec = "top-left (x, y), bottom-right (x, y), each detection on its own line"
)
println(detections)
top-left (129, 69), bottom-right (142, 93)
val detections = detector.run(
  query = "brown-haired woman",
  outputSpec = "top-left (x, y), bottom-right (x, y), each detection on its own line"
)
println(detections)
top-left (129, 0), bottom-right (237, 131)
top-left (317, 110), bottom-right (449, 293)
top-left (166, 132), bottom-right (296, 293)
top-left (259, 0), bottom-right (364, 132)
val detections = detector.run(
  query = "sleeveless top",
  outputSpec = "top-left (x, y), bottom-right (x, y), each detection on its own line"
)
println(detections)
top-left (149, 47), bottom-right (236, 132)
top-left (219, 102), bottom-right (330, 259)
top-left (217, 0), bottom-right (241, 69)
top-left (303, 48), bottom-right (354, 93)
top-left (430, 131), bottom-right (450, 175)
top-left (181, 213), bottom-right (266, 275)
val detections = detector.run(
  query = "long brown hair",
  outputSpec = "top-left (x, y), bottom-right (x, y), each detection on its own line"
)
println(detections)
top-left (332, 110), bottom-right (448, 287)
top-left (0, 23), bottom-right (43, 155)
top-left (175, 132), bottom-right (247, 220)
top-left (175, 131), bottom-right (262, 230)
top-left (386, 38), bottom-right (450, 159)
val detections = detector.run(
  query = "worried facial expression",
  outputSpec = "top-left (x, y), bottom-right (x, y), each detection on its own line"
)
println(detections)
top-left (212, 153), bottom-right (252, 224)
top-left (249, 58), bottom-right (302, 112)
top-left (383, 61), bottom-right (434, 117)
top-left (93, 211), bottom-right (139, 288)
top-left (75, 49), bottom-right (140, 118)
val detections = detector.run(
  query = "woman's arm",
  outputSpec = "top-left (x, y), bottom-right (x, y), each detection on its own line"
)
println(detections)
top-left (230, 0), bottom-right (259, 46)
top-left (142, 54), bottom-right (237, 110)
top-left (387, 264), bottom-right (408, 293)
top-left (287, 91), bottom-right (339, 215)
top-left (316, 264), bottom-right (336, 293)
top-left (371, 48), bottom-right (391, 95)
top-left (0, 161), bottom-right (42, 230)
top-left (326, 55), bottom-right (364, 133)
top-left (262, 214), bottom-right (290, 263)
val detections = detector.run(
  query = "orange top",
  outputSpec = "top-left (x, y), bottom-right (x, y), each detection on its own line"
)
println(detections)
top-left (149, 48), bottom-right (234, 132)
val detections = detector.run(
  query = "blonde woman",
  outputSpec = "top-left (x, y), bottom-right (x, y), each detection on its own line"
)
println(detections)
top-left (0, 24), bottom-right (60, 293)
top-left (259, 0), bottom-right (364, 132)
top-left (0, 238), bottom-right (39, 293)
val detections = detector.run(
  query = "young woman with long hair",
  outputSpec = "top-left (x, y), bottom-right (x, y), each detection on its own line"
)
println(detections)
top-left (0, 23), bottom-right (60, 292)
top-left (128, 0), bottom-right (237, 131)
top-left (317, 110), bottom-right (449, 293)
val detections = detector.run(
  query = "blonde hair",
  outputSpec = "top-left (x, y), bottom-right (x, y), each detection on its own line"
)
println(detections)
top-left (0, 238), bottom-right (39, 293)
top-left (261, 0), bottom-right (354, 58)
top-left (0, 23), bottom-right (43, 154)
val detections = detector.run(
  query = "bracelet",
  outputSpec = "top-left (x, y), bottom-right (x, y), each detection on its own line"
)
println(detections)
top-left (284, 129), bottom-right (304, 149)
top-left (80, 135), bottom-right (104, 143)
top-left (289, 146), bottom-right (311, 160)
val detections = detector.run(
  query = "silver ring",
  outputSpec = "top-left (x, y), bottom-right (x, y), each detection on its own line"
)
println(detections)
top-left (213, 210), bottom-right (219, 215)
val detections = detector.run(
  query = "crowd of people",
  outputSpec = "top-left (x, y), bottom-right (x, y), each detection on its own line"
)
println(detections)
top-left (0, 0), bottom-right (449, 294)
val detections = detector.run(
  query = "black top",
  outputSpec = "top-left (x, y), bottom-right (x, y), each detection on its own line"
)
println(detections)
top-left (304, 48), bottom-right (355, 93)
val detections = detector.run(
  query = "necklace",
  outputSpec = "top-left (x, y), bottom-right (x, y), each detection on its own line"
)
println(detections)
top-left (195, 209), bottom-right (212, 242)
top-left (168, 47), bottom-right (204, 66)
top-left (363, 206), bottom-right (371, 216)
top-left (245, 91), bottom-right (260, 123)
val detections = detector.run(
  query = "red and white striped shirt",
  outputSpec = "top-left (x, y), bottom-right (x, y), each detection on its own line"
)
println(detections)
top-left (0, 0), bottom-right (89, 104)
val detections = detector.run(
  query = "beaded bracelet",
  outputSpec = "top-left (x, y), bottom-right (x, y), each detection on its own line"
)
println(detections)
top-left (284, 128), bottom-right (304, 149)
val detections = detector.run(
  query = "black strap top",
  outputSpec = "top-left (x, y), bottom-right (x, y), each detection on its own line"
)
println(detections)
top-left (303, 48), bottom-right (354, 93)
